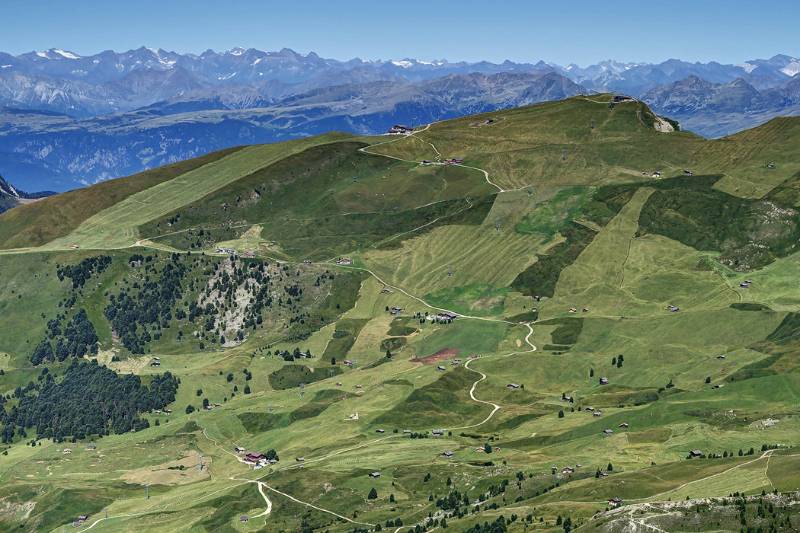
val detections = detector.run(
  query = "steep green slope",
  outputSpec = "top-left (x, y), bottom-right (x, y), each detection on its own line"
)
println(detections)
top-left (141, 140), bottom-right (497, 259)
top-left (0, 146), bottom-right (244, 249)
top-left (41, 134), bottom-right (355, 250)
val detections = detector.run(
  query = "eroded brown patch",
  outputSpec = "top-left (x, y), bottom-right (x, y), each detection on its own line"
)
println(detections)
top-left (413, 348), bottom-right (459, 364)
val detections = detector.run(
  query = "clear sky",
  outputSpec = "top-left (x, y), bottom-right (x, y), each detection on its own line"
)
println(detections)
top-left (3, 0), bottom-right (799, 66)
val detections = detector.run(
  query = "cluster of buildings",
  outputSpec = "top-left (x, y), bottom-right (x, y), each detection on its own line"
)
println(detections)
top-left (431, 311), bottom-right (458, 323)
top-left (204, 402), bottom-right (222, 411)
top-left (235, 446), bottom-right (278, 469)
top-left (387, 125), bottom-right (414, 134)
top-left (602, 422), bottom-right (630, 436)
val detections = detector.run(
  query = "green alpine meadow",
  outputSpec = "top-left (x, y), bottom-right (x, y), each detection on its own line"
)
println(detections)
top-left (2, 93), bottom-right (800, 532)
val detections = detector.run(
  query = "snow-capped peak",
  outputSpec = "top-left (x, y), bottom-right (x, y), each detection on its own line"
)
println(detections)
top-left (228, 47), bottom-right (246, 56)
top-left (33, 49), bottom-right (81, 60)
top-left (391, 59), bottom-right (414, 69)
top-left (416, 59), bottom-right (445, 66)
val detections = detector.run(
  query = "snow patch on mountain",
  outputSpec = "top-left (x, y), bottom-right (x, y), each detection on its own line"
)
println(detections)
top-left (52, 49), bottom-right (81, 59)
top-left (781, 61), bottom-right (800, 77)
top-left (0, 179), bottom-right (19, 198)
top-left (739, 62), bottom-right (757, 73)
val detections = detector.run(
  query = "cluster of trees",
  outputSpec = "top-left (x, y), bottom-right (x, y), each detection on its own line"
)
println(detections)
top-left (207, 260), bottom-right (274, 333)
top-left (30, 309), bottom-right (99, 364)
top-left (1, 360), bottom-right (178, 442)
top-left (436, 489), bottom-right (471, 511)
top-left (104, 254), bottom-right (189, 353)
top-left (716, 493), bottom-right (796, 530)
top-left (274, 348), bottom-right (313, 361)
top-left (463, 516), bottom-right (510, 533)
top-left (56, 255), bottom-right (112, 289)
top-left (693, 446), bottom-right (776, 459)
top-left (190, 258), bottom-right (310, 346)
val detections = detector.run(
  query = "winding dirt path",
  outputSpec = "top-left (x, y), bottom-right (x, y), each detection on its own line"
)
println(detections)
top-left (359, 122), bottom-right (506, 194)
top-left (254, 482), bottom-right (273, 517)
top-left (629, 449), bottom-right (775, 503)
top-left (448, 358), bottom-right (500, 430)
top-left (260, 482), bottom-right (374, 527)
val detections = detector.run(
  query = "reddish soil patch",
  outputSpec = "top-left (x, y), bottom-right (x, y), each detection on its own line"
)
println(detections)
top-left (413, 348), bottom-right (459, 365)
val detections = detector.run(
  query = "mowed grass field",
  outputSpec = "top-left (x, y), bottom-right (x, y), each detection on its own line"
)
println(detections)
top-left (42, 133), bottom-right (354, 250)
top-left (0, 147), bottom-right (245, 250)
top-left (3, 97), bottom-right (800, 531)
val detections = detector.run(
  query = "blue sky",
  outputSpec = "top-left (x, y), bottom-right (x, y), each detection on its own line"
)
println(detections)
top-left (3, 0), bottom-right (799, 65)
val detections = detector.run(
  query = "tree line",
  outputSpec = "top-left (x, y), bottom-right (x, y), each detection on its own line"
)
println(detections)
top-left (1, 360), bottom-right (178, 443)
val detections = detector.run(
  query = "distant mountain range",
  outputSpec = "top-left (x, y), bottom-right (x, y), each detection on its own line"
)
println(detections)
top-left (641, 74), bottom-right (800, 137)
top-left (1, 47), bottom-right (799, 191)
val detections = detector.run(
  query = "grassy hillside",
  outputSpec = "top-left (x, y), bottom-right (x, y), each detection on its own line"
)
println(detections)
top-left (0, 146), bottom-right (244, 249)
top-left (369, 95), bottom-right (705, 190)
top-left (2, 96), bottom-right (800, 532)
top-left (140, 140), bottom-right (497, 259)
top-left (693, 116), bottom-right (800, 198)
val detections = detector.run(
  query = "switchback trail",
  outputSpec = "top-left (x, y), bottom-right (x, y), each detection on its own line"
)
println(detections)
top-left (228, 478), bottom-right (272, 519)
top-left (448, 358), bottom-right (500, 430)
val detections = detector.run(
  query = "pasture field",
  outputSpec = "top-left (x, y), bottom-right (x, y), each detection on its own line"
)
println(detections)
top-left (2, 96), bottom-right (800, 532)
